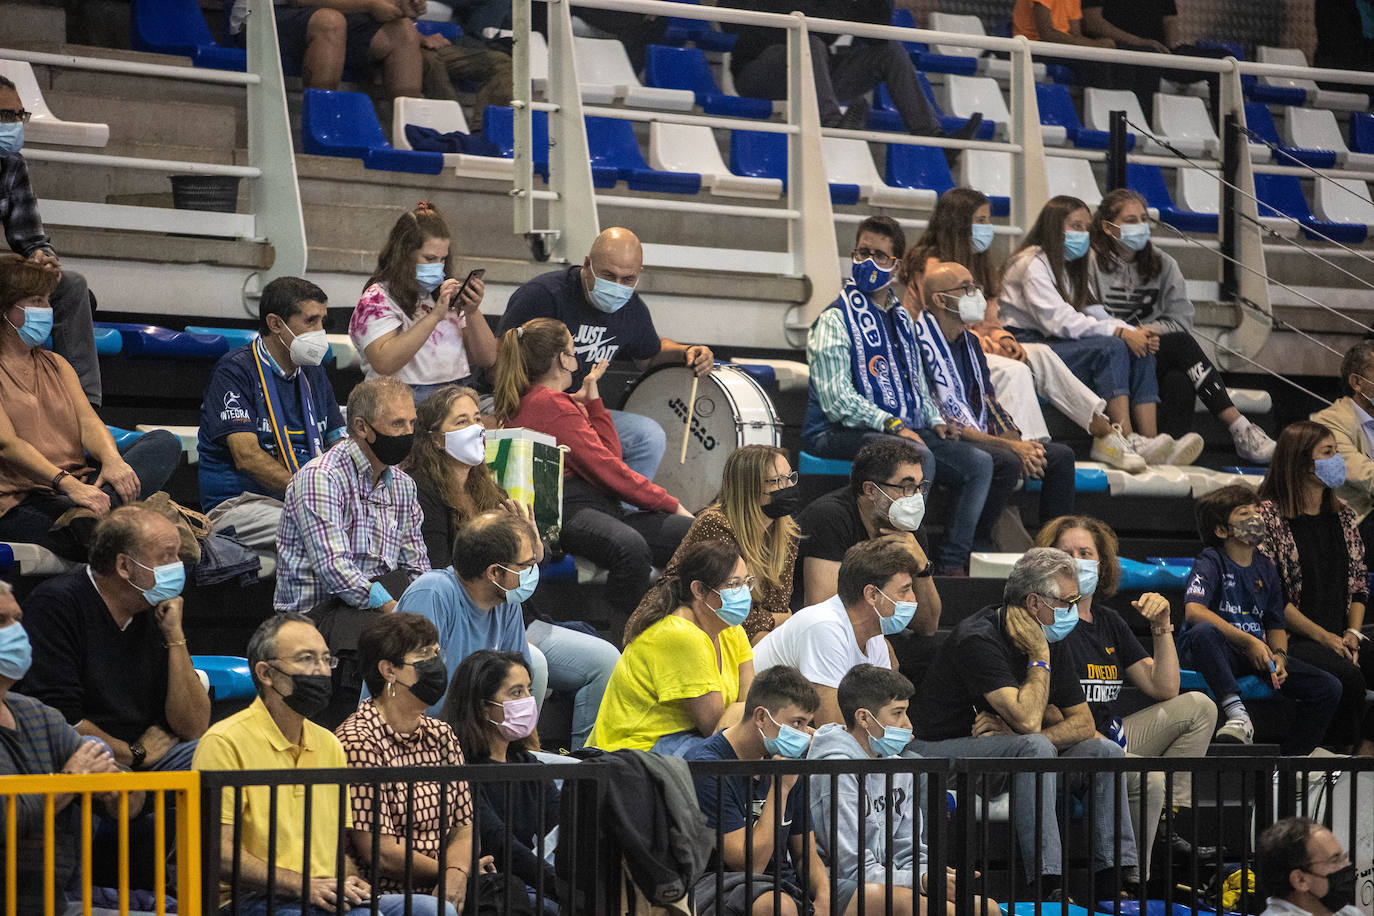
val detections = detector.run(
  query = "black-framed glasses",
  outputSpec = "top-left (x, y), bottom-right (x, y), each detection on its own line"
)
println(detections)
top-left (1037, 592), bottom-right (1082, 610)
top-left (269, 652), bottom-right (339, 670)
top-left (874, 480), bottom-right (931, 498)
top-left (765, 471), bottom-right (799, 488)
top-left (0, 109), bottom-right (31, 125)
top-left (851, 248), bottom-right (897, 269)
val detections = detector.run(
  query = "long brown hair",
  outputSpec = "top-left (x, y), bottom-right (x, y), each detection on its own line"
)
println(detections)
top-left (1013, 194), bottom-right (1097, 310)
top-left (715, 445), bottom-right (799, 599)
top-left (407, 385), bottom-right (507, 527)
top-left (905, 187), bottom-right (1001, 300)
top-left (1258, 420), bottom-right (1340, 519)
top-left (492, 318), bottom-right (569, 424)
top-left (624, 540), bottom-right (741, 645)
top-left (365, 201), bottom-right (453, 319)
top-left (1090, 188), bottom-right (1160, 284)
top-left (1034, 514), bottom-right (1121, 597)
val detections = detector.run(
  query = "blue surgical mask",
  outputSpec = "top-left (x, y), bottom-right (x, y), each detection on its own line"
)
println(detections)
top-left (1117, 223), bottom-right (1150, 252)
top-left (1041, 598), bottom-right (1080, 643)
top-left (496, 564), bottom-right (540, 603)
top-left (970, 223), bottom-right (995, 254)
top-left (1076, 558), bottom-right (1099, 596)
top-left (711, 585), bottom-right (752, 628)
top-left (1064, 230), bottom-right (1090, 261)
top-left (761, 711), bottom-right (811, 758)
top-left (861, 711), bottom-right (912, 757)
top-left (128, 557), bottom-right (186, 605)
top-left (588, 274), bottom-right (636, 314)
top-left (416, 262), bottom-right (446, 293)
top-left (874, 588), bottom-right (917, 636)
top-left (0, 622), bottom-right (32, 681)
top-left (1314, 455), bottom-right (1347, 490)
top-left (6, 305), bottom-right (52, 347)
top-left (0, 123), bottom-right (23, 156)
top-left (851, 258), bottom-right (894, 294)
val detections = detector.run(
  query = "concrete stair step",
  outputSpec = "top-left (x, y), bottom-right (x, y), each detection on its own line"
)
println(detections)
top-left (48, 225), bottom-right (271, 269)
top-left (27, 140), bottom-right (247, 203)
top-left (40, 88), bottom-right (245, 150)
top-left (0, 2), bottom-right (67, 44)
top-left (31, 45), bottom-right (245, 110)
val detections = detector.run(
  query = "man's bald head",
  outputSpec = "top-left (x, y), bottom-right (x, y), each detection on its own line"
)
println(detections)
top-left (583, 227), bottom-right (644, 296)
top-left (920, 260), bottom-right (973, 306)
top-left (451, 511), bottom-right (531, 581)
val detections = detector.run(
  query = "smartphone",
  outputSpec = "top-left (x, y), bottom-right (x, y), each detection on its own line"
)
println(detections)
top-left (456, 268), bottom-right (486, 301)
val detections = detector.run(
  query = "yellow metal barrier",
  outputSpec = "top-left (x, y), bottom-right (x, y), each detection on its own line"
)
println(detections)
top-left (0, 771), bottom-right (200, 916)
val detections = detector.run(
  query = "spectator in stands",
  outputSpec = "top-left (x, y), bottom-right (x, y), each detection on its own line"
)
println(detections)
top-left (18, 504), bottom-right (209, 771)
top-left (1036, 514), bottom-right (1219, 878)
top-left (498, 226), bottom-right (715, 481)
top-left (198, 276), bottom-right (346, 551)
top-left (624, 444), bottom-right (801, 644)
top-left (0, 578), bottom-right (131, 914)
top-left (0, 255), bottom-right (180, 560)
top-left (753, 536), bottom-right (918, 725)
top-left (1013, 0), bottom-right (1113, 47)
top-left (904, 187), bottom-right (1147, 472)
top-left (1256, 817), bottom-right (1359, 916)
top-left (350, 203), bottom-right (497, 404)
top-left (1000, 195), bottom-right (1192, 466)
top-left (1311, 341), bottom-right (1374, 551)
top-left (336, 613), bottom-right (471, 914)
top-left (196, 614), bottom-right (442, 916)
top-left (805, 216), bottom-right (995, 575)
top-left (589, 540), bottom-right (754, 754)
top-left (418, 30), bottom-right (511, 133)
top-left (1181, 485), bottom-right (1340, 755)
top-left (795, 438), bottom-right (941, 623)
top-left (1257, 421), bottom-right (1374, 756)
top-left (444, 649), bottom-right (567, 915)
top-left (684, 664), bottom-right (838, 916)
top-left (0, 76), bottom-right (101, 406)
top-left (913, 259), bottom-right (1078, 531)
top-left (227, 0), bottom-right (423, 100)
top-left (1091, 190), bottom-right (1275, 463)
top-left (908, 547), bottom-right (1138, 901)
top-left (493, 317), bottom-right (694, 630)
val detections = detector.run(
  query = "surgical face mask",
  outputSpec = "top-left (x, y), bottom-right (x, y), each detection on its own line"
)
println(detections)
top-left (416, 262), bottom-right (446, 293)
top-left (487, 695), bottom-right (538, 741)
top-left (851, 258), bottom-right (894, 294)
top-left (403, 656), bottom-right (449, 707)
top-left (0, 622), bottom-right (32, 681)
top-left (861, 710), bottom-right (912, 757)
top-left (272, 669), bottom-right (333, 719)
top-left (365, 425), bottom-right (414, 466)
top-left (873, 589), bottom-right (918, 636)
top-left (1314, 455), bottom-right (1347, 490)
top-left (1040, 596), bottom-right (1080, 643)
top-left (1116, 222), bottom-right (1150, 252)
top-left (128, 556), bottom-right (186, 605)
top-left (282, 323), bottom-right (329, 367)
top-left (970, 223), bottom-right (995, 254)
top-left (1075, 558), bottom-right (1099, 596)
top-left (762, 484), bottom-right (802, 520)
top-left (494, 564), bottom-right (540, 604)
top-left (710, 585), bottom-right (752, 628)
top-left (760, 710), bottom-right (811, 758)
top-left (873, 485), bottom-right (926, 532)
top-left (1315, 863), bottom-right (1356, 912)
top-left (587, 274), bottom-right (636, 314)
top-left (941, 288), bottom-right (987, 325)
top-left (6, 305), bottom-right (52, 348)
top-left (1229, 515), bottom-right (1266, 547)
top-left (1064, 230), bottom-right (1090, 261)
top-left (0, 123), bottom-right (22, 156)
top-left (443, 424), bottom-right (487, 467)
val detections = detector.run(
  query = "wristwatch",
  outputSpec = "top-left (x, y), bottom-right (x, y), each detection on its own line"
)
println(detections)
top-left (129, 741), bottom-right (146, 769)
top-left (884, 417), bottom-right (906, 435)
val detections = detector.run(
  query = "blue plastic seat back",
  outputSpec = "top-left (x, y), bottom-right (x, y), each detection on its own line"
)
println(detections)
top-left (585, 116), bottom-right (651, 172)
top-left (302, 89), bottom-right (389, 157)
top-left (105, 426), bottom-right (145, 449)
top-left (799, 451), bottom-right (853, 477)
top-left (644, 44), bottom-right (717, 96)
top-left (193, 655), bottom-right (258, 701)
top-left (132, 0), bottom-right (217, 55)
top-left (885, 143), bottom-right (954, 194)
top-left (731, 129), bottom-right (788, 182)
top-left (1035, 83), bottom-right (1084, 131)
top-left (1126, 163), bottom-right (1173, 210)
top-left (97, 322), bottom-right (231, 359)
top-left (1351, 112), bottom-right (1374, 154)
top-left (0, 543), bottom-right (12, 575)
top-left (1254, 173), bottom-right (1315, 221)
top-left (484, 106), bottom-right (550, 168)
top-left (890, 8), bottom-right (925, 55)
top-left (184, 326), bottom-right (258, 349)
top-left (1244, 102), bottom-right (1281, 145)
top-left (93, 326), bottom-right (123, 355)
top-left (415, 20), bottom-right (462, 39)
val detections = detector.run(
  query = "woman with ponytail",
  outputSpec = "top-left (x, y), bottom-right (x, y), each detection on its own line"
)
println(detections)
top-left (349, 202), bottom-right (498, 403)
top-left (493, 318), bottom-right (695, 631)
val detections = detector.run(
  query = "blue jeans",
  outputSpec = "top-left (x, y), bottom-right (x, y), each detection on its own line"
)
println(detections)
top-left (525, 620), bottom-right (620, 750)
top-left (609, 409), bottom-right (666, 482)
top-left (147, 739), bottom-right (199, 771)
top-left (1012, 331), bottom-right (1159, 405)
top-left (226, 893), bottom-right (456, 915)
top-left (975, 441), bottom-right (1076, 540)
top-left (922, 433), bottom-right (993, 571)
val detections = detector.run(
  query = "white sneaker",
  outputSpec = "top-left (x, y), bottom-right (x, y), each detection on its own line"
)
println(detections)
top-left (1215, 715), bottom-right (1254, 744)
top-left (1127, 432), bottom-right (1175, 466)
top-left (1234, 423), bottom-right (1276, 464)
top-left (1090, 424), bottom-right (1147, 472)
top-left (1168, 432), bottom-right (1205, 467)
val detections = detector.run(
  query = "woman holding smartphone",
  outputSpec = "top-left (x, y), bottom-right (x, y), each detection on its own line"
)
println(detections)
top-left (350, 201), bottom-right (498, 403)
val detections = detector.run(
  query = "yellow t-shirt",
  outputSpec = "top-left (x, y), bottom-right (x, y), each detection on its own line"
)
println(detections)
top-left (589, 614), bottom-right (753, 751)
top-left (192, 697), bottom-right (353, 907)
top-left (1013, 0), bottom-right (1083, 40)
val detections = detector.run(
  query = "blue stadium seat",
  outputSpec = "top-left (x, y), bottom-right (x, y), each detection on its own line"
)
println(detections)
top-left (1244, 103), bottom-right (1338, 169)
top-left (1179, 668), bottom-right (1274, 701)
top-left (731, 363), bottom-right (775, 388)
top-left (888, 9), bottom-right (928, 59)
top-left (96, 322), bottom-right (232, 359)
top-left (1024, 467), bottom-right (1109, 494)
top-left (184, 326), bottom-right (258, 349)
top-left (414, 20), bottom-right (462, 40)
top-left (585, 117), bottom-right (702, 194)
top-left (643, 45), bottom-right (772, 119)
top-left (1036, 84), bottom-right (1134, 151)
top-left (106, 426), bottom-right (145, 449)
top-left (878, 76), bottom-right (995, 140)
top-left (799, 451), bottom-right (853, 477)
top-left (1351, 113), bottom-right (1374, 155)
top-left (0, 543), bottom-right (12, 575)
top-left (130, 0), bottom-right (247, 71)
top-left (93, 326), bottom-right (122, 355)
top-left (1254, 173), bottom-right (1368, 244)
top-left (884, 143), bottom-right (955, 195)
top-left (1126, 163), bottom-right (1218, 233)
top-left (193, 655), bottom-right (257, 701)
top-left (889, 9), bottom-right (977, 75)
top-left (1118, 556), bottom-right (1188, 590)
top-left (301, 89), bottom-right (445, 174)
top-left (660, 0), bottom-right (736, 51)
top-left (483, 105), bottom-right (550, 178)
top-left (1197, 39), bottom-right (1307, 107)
top-left (540, 555), bottom-right (579, 582)
top-left (729, 130), bottom-right (862, 205)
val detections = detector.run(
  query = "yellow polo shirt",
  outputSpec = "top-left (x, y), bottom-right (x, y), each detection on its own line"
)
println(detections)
top-left (192, 697), bottom-right (352, 906)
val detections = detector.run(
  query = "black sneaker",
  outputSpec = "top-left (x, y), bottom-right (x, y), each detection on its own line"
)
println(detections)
top-left (939, 111), bottom-right (984, 167)
top-left (837, 97), bottom-right (871, 132)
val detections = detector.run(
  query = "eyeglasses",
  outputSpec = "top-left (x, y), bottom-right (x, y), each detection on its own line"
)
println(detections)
top-left (1304, 852), bottom-right (1352, 872)
top-left (852, 248), bottom-right (897, 269)
top-left (0, 109), bottom-right (31, 125)
top-left (874, 480), bottom-right (931, 498)
top-left (937, 282), bottom-right (982, 298)
top-left (719, 575), bottom-right (757, 591)
top-left (764, 471), bottom-right (799, 488)
top-left (1038, 593), bottom-right (1082, 610)
top-left (400, 647), bottom-right (445, 665)
top-left (269, 652), bottom-right (339, 670)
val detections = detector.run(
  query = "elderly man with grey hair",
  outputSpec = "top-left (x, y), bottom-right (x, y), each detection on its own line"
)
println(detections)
top-left (908, 547), bottom-right (1138, 902)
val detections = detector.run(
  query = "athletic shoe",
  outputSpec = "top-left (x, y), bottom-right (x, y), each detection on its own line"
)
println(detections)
top-left (1127, 432), bottom-right (1175, 466)
top-left (1167, 432), bottom-right (1205, 467)
top-left (1090, 424), bottom-right (1147, 472)
top-left (1234, 423), bottom-right (1277, 464)
top-left (1215, 715), bottom-right (1254, 744)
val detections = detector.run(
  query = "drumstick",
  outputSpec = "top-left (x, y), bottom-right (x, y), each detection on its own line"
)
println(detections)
top-left (680, 375), bottom-right (700, 464)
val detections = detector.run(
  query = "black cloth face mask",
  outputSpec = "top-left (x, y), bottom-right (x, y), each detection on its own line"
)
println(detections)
top-left (762, 484), bottom-right (802, 520)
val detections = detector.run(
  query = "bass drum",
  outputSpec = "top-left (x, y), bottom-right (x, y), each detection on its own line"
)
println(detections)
top-left (621, 364), bottom-right (782, 513)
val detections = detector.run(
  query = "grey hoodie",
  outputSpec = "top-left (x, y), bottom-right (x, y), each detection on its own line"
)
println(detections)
top-left (805, 723), bottom-right (927, 890)
top-left (1090, 247), bottom-right (1194, 335)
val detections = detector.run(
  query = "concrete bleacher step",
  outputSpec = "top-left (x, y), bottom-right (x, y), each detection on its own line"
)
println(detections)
top-left (28, 139), bottom-right (247, 204)
top-left (38, 87), bottom-right (245, 150)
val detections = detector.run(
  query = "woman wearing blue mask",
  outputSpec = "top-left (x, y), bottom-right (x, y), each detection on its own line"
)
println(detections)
top-left (1258, 421), bottom-right (1374, 756)
top-left (1091, 190), bottom-right (1275, 464)
top-left (0, 255), bottom-right (180, 560)
top-left (350, 202), bottom-right (498, 404)
top-left (588, 540), bottom-right (755, 755)
top-left (999, 195), bottom-right (1186, 467)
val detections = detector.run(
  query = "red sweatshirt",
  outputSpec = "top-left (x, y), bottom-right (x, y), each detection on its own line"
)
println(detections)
top-left (508, 386), bottom-right (680, 514)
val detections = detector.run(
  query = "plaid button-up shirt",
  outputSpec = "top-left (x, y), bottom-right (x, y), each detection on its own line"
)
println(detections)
top-left (273, 438), bottom-right (429, 613)
top-left (1, 154), bottom-right (55, 258)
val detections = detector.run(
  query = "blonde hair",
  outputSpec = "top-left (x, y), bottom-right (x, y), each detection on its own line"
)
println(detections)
top-left (492, 318), bottom-right (570, 424)
top-left (716, 445), bottom-right (799, 599)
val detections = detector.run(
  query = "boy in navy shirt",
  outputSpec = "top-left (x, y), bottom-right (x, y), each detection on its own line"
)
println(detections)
top-left (1181, 485), bottom-right (1340, 753)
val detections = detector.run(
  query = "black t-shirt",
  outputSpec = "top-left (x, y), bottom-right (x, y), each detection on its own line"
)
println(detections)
top-left (1081, 0), bottom-right (1176, 45)
top-left (17, 570), bottom-right (170, 744)
top-left (1056, 605), bottom-right (1149, 734)
top-left (911, 605), bottom-right (1085, 741)
top-left (498, 265), bottom-right (662, 390)
top-left (1290, 510), bottom-right (1350, 635)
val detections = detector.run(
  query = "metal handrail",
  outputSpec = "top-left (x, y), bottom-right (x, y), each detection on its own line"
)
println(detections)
top-left (0, 47), bottom-right (260, 84)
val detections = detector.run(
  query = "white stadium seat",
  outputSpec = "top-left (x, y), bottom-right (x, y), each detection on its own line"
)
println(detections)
top-left (0, 60), bottom-right (109, 148)
top-left (391, 97), bottom-right (515, 180)
top-left (1314, 178), bottom-right (1374, 230)
top-left (1152, 95), bottom-right (1217, 159)
top-left (1283, 107), bottom-right (1374, 171)
top-left (1045, 154), bottom-right (1102, 208)
top-left (927, 13), bottom-right (1047, 81)
top-left (1083, 88), bottom-right (1160, 153)
top-left (1180, 166), bottom-right (1298, 238)
top-left (940, 74), bottom-right (1067, 145)
top-left (960, 148), bottom-right (1011, 201)
top-left (1258, 46), bottom-right (1368, 112)
top-left (820, 137), bottom-right (936, 209)
top-left (649, 122), bottom-right (782, 199)
top-left (572, 37), bottom-right (695, 110)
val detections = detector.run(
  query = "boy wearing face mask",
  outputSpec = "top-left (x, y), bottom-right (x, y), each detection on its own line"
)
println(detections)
top-left (1181, 485), bottom-right (1341, 754)
top-left (199, 276), bottom-right (346, 551)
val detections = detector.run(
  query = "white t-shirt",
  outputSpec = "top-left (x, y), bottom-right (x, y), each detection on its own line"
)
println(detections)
top-left (349, 283), bottom-right (471, 386)
top-left (751, 594), bottom-right (890, 688)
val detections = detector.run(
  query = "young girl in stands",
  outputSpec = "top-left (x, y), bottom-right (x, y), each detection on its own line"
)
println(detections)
top-left (1090, 189), bottom-right (1275, 463)
top-left (350, 202), bottom-right (499, 404)
top-left (493, 317), bottom-right (694, 632)
top-left (904, 187), bottom-right (1146, 472)
top-left (998, 194), bottom-right (1192, 466)
top-left (623, 444), bottom-right (801, 645)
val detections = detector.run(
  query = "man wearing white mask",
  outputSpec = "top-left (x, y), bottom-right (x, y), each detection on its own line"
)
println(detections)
top-left (198, 276), bottom-right (346, 550)
top-left (19, 505), bottom-right (210, 771)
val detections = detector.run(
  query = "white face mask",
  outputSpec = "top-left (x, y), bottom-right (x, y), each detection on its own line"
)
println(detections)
top-left (941, 288), bottom-right (986, 325)
top-left (443, 423), bottom-right (487, 466)
top-left (282, 323), bottom-right (329, 367)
